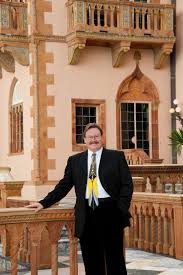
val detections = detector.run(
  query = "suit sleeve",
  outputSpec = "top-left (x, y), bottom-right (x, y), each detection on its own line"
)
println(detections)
top-left (39, 157), bottom-right (74, 208)
top-left (118, 152), bottom-right (133, 215)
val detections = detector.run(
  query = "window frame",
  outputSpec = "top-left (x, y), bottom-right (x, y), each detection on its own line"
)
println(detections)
top-left (120, 100), bottom-right (152, 157)
top-left (10, 102), bottom-right (24, 154)
top-left (72, 99), bottom-right (106, 151)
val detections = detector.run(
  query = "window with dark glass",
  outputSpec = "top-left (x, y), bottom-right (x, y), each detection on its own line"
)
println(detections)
top-left (121, 103), bottom-right (149, 155)
top-left (76, 106), bottom-right (96, 144)
top-left (10, 103), bottom-right (24, 153)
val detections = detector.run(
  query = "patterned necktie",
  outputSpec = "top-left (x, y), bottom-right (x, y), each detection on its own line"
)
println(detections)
top-left (87, 153), bottom-right (99, 210)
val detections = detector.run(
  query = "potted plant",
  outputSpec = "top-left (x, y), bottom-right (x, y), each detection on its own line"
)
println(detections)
top-left (169, 128), bottom-right (183, 155)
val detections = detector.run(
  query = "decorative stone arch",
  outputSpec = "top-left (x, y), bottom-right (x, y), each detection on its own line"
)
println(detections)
top-left (9, 77), bottom-right (18, 109)
top-left (116, 64), bottom-right (160, 160)
top-left (9, 77), bottom-right (24, 154)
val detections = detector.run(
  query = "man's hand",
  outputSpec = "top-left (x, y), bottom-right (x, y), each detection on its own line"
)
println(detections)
top-left (25, 202), bottom-right (43, 213)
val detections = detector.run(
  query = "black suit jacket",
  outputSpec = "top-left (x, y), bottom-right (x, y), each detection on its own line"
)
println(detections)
top-left (39, 148), bottom-right (133, 237)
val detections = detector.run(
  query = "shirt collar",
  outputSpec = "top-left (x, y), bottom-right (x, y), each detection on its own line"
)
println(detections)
top-left (88, 147), bottom-right (103, 158)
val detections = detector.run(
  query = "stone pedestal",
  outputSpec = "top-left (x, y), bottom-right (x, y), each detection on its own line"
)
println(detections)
top-left (133, 177), bottom-right (146, 192)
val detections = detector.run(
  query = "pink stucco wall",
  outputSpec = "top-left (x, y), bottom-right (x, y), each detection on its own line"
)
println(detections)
top-left (176, 0), bottom-right (183, 164)
top-left (0, 63), bottom-right (32, 180)
top-left (46, 42), bottom-right (171, 180)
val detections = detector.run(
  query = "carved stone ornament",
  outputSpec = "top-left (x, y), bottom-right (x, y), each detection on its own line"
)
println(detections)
top-left (68, 38), bottom-right (86, 65)
top-left (111, 41), bottom-right (131, 68)
top-left (0, 51), bottom-right (15, 73)
top-left (154, 43), bottom-right (174, 69)
top-left (2, 46), bottom-right (29, 66)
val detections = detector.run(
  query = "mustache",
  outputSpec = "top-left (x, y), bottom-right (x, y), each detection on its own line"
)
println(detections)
top-left (89, 141), bottom-right (99, 145)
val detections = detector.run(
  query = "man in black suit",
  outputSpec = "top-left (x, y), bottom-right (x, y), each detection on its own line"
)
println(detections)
top-left (26, 123), bottom-right (133, 275)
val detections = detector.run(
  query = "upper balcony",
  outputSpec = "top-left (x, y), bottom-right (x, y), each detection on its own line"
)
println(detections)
top-left (0, 0), bottom-right (28, 73)
top-left (0, 0), bottom-right (28, 36)
top-left (66, 0), bottom-right (175, 67)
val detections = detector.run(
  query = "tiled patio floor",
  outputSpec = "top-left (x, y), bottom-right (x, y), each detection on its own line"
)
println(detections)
top-left (19, 249), bottom-right (183, 275)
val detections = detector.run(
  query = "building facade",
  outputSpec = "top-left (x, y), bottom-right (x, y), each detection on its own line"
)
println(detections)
top-left (0, 0), bottom-right (182, 200)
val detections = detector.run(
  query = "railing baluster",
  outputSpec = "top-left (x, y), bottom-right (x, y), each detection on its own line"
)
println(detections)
top-left (156, 207), bottom-right (163, 254)
top-left (138, 206), bottom-right (144, 249)
top-left (169, 209), bottom-right (175, 256)
top-left (150, 207), bottom-right (156, 252)
top-left (144, 207), bottom-right (150, 251)
top-left (163, 208), bottom-right (169, 254)
top-left (68, 222), bottom-right (78, 275)
top-left (7, 224), bottom-right (24, 275)
top-left (104, 6), bottom-right (108, 27)
top-left (28, 223), bottom-right (46, 275)
top-left (47, 222), bottom-right (64, 275)
top-left (134, 206), bottom-right (139, 248)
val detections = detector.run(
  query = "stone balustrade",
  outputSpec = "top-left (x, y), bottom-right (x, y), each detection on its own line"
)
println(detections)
top-left (0, 0), bottom-right (27, 35)
top-left (66, 0), bottom-right (175, 66)
top-left (125, 192), bottom-right (183, 260)
top-left (0, 203), bottom-right (77, 275)
top-left (130, 164), bottom-right (183, 194)
top-left (67, 0), bottom-right (174, 36)
top-left (124, 149), bottom-right (151, 165)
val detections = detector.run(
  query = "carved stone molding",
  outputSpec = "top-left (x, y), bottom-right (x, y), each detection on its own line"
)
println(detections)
top-left (68, 38), bottom-right (86, 65)
top-left (111, 41), bottom-right (131, 68)
top-left (0, 45), bottom-right (29, 73)
top-left (154, 43), bottom-right (174, 69)
top-left (4, 46), bottom-right (29, 66)
top-left (0, 51), bottom-right (15, 72)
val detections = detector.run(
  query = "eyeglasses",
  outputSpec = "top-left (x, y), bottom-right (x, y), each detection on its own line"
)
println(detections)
top-left (85, 135), bottom-right (101, 141)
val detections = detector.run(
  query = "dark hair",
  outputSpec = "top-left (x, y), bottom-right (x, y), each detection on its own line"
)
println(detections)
top-left (83, 123), bottom-right (103, 138)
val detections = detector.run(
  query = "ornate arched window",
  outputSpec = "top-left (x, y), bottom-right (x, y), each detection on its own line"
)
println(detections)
top-left (9, 78), bottom-right (24, 154)
top-left (11, 7), bottom-right (18, 30)
top-left (116, 55), bottom-right (160, 162)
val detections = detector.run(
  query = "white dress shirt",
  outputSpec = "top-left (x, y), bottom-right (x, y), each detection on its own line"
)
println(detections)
top-left (85, 147), bottom-right (110, 199)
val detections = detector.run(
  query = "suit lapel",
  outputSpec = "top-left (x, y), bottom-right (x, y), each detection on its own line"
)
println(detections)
top-left (99, 147), bottom-right (108, 181)
top-left (80, 150), bottom-right (88, 195)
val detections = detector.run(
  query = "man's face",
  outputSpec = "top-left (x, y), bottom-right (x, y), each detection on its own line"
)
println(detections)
top-left (84, 127), bottom-right (103, 152)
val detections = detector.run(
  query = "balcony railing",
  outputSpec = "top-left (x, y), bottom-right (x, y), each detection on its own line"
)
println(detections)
top-left (0, 0), bottom-right (28, 36)
top-left (0, 204), bottom-right (77, 275)
top-left (66, 0), bottom-right (175, 66)
top-left (130, 164), bottom-right (183, 194)
top-left (67, 0), bottom-right (173, 36)
top-left (125, 193), bottom-right (183, 260)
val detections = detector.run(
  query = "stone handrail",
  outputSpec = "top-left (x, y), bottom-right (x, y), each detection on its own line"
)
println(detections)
top-left (125, 192), bottom-right (183, 260)
top-left (0, 203), bottom-right (77, 275)
top-left (124, 149), bottom-right (150, 165)
top-left (67, 0), bottom-right (174, 37)
top-left (130, 164), bottom-right (183, 193)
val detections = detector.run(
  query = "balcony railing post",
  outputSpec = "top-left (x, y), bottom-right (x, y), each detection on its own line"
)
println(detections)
top-left (91, 5), bottom-right (94, 26)
top-left (97, 5), bottom-right (100, 27)
top-left (110, 6), bottom-right (114, 28)
top-left (138, 207), bottom-right (144, 249)
top-left (144, 208), bottom-right (150, 251)
top-left (68, 222), bottom-right (78, 275)
top-left (154, 9), bottom-right (158, 33)
top-left (142, 9), bottom-right (145, 31)
top-left (47, 222), bottom-right (64, 275)
top-left (104, 6), bottom-right (108, 27)
top-left (149, 207), bottom-right (156, 253)
top-left (133, 206), bottom-right (139, 248)
top-left (147, 9), bottom-right (151, 33)
top-left (163, 208), bottom-right (169, 255)
top-left (169, 209), bottom-right (175, 257)
top-left (173, 204), bottom-right (183, 260)
top-left (136, 9), bottom-right (140, 30)
top-left (28, 223), bottom-right (46, 275)
top-left (6, 224), bottom-right (24, 275)
top-left (156, 207), bottom-right (163, 254)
